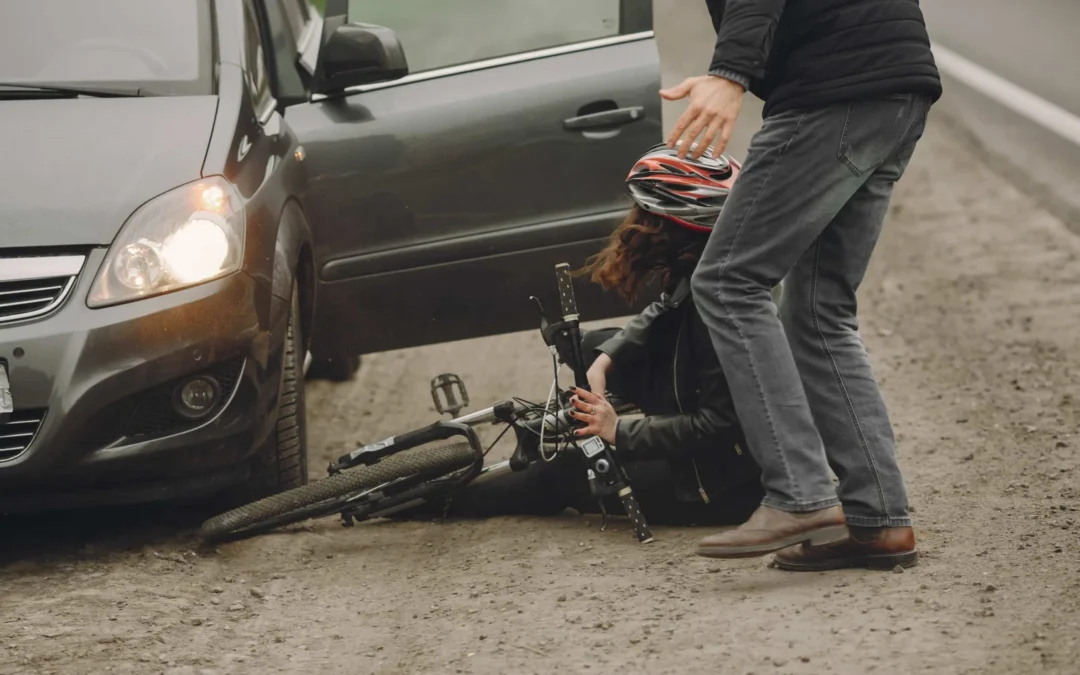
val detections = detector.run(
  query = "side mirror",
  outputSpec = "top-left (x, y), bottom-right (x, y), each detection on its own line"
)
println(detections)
top-left (314, 22), bottom-right (408, 94)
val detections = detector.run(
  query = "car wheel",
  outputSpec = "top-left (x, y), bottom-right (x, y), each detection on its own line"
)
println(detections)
top-left (306, 353), bottom-right (361, 382)
top-left (224, 281), bottom-right (309, 506)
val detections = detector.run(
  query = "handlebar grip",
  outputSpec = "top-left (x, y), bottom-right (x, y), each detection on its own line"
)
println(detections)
top-left (555, 263), bottom-right (579, 319)
top-left (618, 487), bottom-right (654, 543)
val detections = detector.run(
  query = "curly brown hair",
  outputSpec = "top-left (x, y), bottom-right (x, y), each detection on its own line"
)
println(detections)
top-left (578, 206), bottom-right (708, 304)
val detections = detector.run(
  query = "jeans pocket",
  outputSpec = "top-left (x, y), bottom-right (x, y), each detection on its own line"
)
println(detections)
top-left (837, 96), bottom-right (915, 176)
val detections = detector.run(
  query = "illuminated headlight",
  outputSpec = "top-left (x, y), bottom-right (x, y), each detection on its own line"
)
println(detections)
top-left (88, 177), bottom-right (245, 307)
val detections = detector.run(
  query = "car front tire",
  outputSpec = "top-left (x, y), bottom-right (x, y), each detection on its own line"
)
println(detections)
top-left (223, 281), bottom-right (309, 505)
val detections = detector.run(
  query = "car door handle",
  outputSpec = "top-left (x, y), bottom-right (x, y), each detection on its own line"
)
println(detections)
top-left (563, 106), bottom-right (646, 131)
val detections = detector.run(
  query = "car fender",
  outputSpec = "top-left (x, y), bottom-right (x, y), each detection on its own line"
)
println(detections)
top-left (271, 198), bottom-right (315, 351)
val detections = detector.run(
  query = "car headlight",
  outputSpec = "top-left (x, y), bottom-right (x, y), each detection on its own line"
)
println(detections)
top-left (88, 177), bottom-right (245, 308)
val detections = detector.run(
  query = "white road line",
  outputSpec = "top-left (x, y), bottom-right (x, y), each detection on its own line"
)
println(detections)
top-left (931, 42), bottom-right (1080, 148)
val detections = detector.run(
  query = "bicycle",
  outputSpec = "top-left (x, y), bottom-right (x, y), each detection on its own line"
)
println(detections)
top-left (199, 263), bottom-right (655, 544)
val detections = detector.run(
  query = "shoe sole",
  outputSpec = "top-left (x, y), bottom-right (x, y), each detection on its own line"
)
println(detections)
top-left (695, 524), bottom-right (849, 559)
top-left (773, 549), bottom-right (919, 572)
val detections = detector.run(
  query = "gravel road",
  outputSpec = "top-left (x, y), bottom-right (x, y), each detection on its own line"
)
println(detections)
top-left (2, 114), bottom-right (1080, 675)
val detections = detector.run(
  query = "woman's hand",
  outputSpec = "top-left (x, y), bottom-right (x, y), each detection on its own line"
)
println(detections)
top-left (568, 386), bottom-right (618, 445)
top-left (586, 352), bottom-right (613, 396)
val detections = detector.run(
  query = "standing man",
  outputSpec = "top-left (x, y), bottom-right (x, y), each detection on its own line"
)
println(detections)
top-left (663, 0), bottom-right (941, 570)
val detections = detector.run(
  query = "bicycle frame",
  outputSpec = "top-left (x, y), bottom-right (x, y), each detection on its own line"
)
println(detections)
top-left (328, 264), bottom-right (655, 544)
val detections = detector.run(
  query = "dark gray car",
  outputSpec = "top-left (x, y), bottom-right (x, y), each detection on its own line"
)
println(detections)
top-left (0, 0), bottom-right (660, 510)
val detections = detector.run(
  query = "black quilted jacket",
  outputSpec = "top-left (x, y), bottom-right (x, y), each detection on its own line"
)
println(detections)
top-left (704, 0), bottom-right (943, 117)
top-left (596, 277), bottom-right (761, 503)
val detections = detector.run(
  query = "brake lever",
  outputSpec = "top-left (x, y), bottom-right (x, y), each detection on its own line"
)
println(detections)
top-left (531, 296), bottom-right (556, 348)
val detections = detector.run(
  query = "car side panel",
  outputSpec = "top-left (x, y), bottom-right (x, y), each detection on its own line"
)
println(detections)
top-left (290, 38), bottom-right (661, 355)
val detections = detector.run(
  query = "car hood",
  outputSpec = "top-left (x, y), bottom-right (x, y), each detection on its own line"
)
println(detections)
top-left (0, 96), bottom-right (219, 248)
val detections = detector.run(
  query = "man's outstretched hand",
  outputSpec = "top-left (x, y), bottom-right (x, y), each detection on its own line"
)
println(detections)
top-left (660, 75), bottom-right (745, 159)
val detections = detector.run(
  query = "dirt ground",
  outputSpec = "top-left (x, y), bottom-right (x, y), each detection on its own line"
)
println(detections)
top-left (3, 116), bottom-right (1080, 674)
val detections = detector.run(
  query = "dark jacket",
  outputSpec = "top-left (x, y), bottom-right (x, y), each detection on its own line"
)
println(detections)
top-left (705, 0), bottom-right (942, 118)
top-left (596, 277), bottom-right (761, 503)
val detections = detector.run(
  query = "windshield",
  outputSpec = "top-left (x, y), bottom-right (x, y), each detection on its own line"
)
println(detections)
top-left (0, 0), bottom-right (213, 96)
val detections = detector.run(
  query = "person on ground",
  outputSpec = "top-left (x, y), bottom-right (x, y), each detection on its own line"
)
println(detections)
top-left (660, 0), bottom-right (942, 570)
top-left (412, 146), bottom-right (763, 527)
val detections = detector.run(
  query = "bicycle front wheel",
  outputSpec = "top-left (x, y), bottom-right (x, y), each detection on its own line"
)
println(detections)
top-left (199, 442), bottom-right (476, 542)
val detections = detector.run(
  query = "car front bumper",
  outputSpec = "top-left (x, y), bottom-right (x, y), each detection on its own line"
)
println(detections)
top-left (0, 249), bottom-right (290, 510)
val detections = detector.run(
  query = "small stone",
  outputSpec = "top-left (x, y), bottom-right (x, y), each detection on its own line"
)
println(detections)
top-left (962, 453), bottom-right (975, 461)
top-left (271, 573), bottom-right (285, 580)
top-left (707, 566), bottom-right (722, 574)
top-left (800, 657), bottom-right (811, 663)
top-left (210, 598), bottom-right (221, 606)
top-left (211, 587), bottom-right (224, 594)
top-left (228, 603), bottom-right (244, 612)
top-left (557, 595), bottom-right (567, 603)
top-left (249, 588), bottom-right (265, 599)
top-left (983, 584), bottom-right (997, 593)
top-left (190, 618), bottom-right (204, 626)
top-left (914, 598), bottom-right (924, 604)
top-left (893, 565), bottom-right (905, 574)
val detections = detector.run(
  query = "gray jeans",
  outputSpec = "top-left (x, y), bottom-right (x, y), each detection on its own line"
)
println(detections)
top-left (690, 94), bottom-right (930, 527)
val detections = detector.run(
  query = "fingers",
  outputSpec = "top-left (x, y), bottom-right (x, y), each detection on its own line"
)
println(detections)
top-left (666, 107), bottom-right (697, 150)
top-left (568, 410), bottom-right (603, 437)
top-left (676, 115), bottom-right (709, 159)
top-left (659, 77), bottom-right (693, 101)
top-left (694, 120), bottom-right (723, 160)
top-left (569, 386), bottom-right (602, 403)
top-left (714, 122), bottom-right (734, 156)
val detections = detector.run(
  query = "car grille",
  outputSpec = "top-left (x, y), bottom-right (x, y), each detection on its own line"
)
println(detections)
top-left (0, 277), bottom-right (76, 324)
top-left (0, 254), bottom-right (85, 326)
top-left (0, 409), bottom-right (46, 462)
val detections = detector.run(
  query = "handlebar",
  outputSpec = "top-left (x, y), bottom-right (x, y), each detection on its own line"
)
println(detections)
top-left (555, 263), bottom-right (579, 319)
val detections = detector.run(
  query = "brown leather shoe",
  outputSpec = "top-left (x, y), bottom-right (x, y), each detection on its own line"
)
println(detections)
top-left (696, 505), bottom-right (848, 559)
top-left (772, 526), bottom-right (918, 571)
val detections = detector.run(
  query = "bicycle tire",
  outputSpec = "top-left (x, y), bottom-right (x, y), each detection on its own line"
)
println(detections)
top-left (199, 442), bottom-right (476, 541)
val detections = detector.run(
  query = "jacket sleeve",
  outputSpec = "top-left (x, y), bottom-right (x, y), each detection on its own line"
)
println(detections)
top-left (613, 330), bottom-right (740, 461)
top-left (707, 0), bottom-right (787, 80)
top-left (594, 298), bottom-right (666, 364)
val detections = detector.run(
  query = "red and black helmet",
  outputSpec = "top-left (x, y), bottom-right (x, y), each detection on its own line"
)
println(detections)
top-left (626, 143), bottom-right (741, 231)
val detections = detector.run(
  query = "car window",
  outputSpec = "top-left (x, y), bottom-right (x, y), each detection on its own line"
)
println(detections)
top-left (281, 0), bottom-right (313, 41)
top-left (243, 0), bottom-right (274, 118)
top-left (0, 0), bottom-right (213, 96)
top-left (345, 0), bottom-right (625, 73)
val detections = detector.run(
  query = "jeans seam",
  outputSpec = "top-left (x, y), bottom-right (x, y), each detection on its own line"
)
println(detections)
top-left (713, 111), bottom-right (809, 501)
top-left (808, 238), bottom-right (890, 517)
top-left (837, 104), bottom-right (863, 176)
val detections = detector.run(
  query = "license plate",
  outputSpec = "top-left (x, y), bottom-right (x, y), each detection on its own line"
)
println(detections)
top-left (0, 362), bottom-right (12, 424)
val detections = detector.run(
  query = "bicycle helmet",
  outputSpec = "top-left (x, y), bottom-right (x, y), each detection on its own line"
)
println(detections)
top-left (626, 143), bottom-right (741, 232)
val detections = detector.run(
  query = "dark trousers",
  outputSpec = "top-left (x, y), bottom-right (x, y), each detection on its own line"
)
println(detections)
top-left (690, 95), bottom-right (929, 525)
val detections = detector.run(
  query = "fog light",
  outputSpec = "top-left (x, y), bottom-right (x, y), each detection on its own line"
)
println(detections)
top-left (173, 376), bottom-right (220, 419)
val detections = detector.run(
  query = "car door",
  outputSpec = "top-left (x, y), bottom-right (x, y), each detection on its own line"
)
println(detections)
top-left (285, 0), bottom-right (661, 356)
